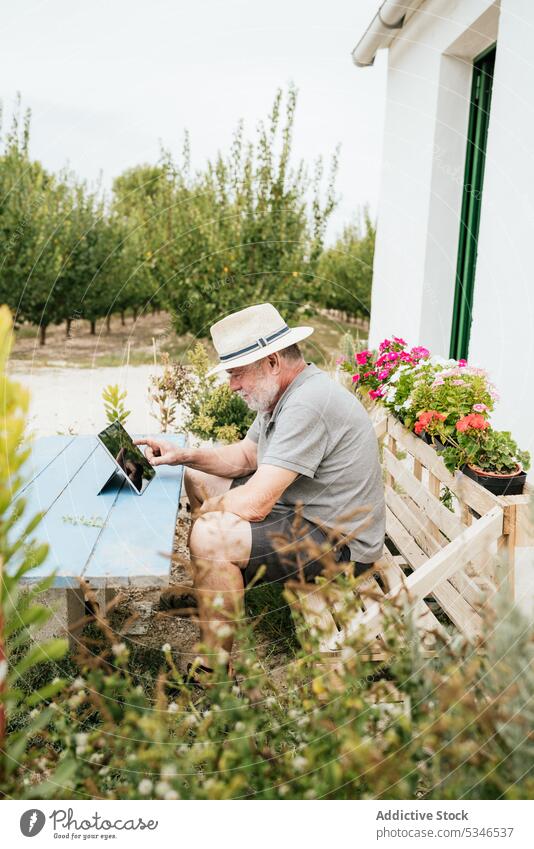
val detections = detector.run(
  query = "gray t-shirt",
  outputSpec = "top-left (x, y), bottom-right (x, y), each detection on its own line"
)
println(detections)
top-left (246, 363), bottom-right (385, 564)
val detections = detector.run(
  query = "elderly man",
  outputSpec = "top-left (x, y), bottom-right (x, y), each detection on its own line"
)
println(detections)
top-left (135, 303), bottom-right (385, 681)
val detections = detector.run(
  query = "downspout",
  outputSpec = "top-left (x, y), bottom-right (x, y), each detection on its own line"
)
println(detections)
top-left (352, 1), bottom-right (421, 67)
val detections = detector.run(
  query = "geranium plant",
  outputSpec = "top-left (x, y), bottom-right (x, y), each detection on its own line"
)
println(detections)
top-left (408, 364), bottom-right (496, 436)
top-left (442, 420), bottom-right (531, 476)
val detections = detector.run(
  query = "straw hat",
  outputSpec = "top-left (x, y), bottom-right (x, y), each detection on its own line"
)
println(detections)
top-left (207, 303), bottom-right (314, 376)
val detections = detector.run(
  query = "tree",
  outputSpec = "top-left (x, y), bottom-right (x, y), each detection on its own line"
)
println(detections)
top-left (111, 87), bottom-right (338, 335)
top-left (315, 209), bottom-right (375, 319)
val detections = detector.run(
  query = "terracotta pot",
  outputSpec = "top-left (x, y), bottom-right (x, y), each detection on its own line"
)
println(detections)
top-left (462, 463), bottom-right (527, 496)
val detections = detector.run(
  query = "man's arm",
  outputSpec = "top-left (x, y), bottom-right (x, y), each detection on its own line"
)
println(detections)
top-left (198, 463), bottom-right (298, 522)
top-left (134, 436), bottom-right (258, 479)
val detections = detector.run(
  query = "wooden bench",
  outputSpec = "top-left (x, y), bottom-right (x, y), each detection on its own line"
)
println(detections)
top-left (294, 413), bottom-right (533, 662)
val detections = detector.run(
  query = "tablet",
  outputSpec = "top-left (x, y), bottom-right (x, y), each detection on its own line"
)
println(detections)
top-left (97, 420), bottom-right (156, 495)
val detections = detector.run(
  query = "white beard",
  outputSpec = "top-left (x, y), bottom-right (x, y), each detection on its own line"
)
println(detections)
top-left (236, 381), bottom-right (279, 413)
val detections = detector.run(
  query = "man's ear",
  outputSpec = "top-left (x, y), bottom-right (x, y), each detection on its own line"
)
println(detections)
top-left (266, 352), bottom-right (282, 373)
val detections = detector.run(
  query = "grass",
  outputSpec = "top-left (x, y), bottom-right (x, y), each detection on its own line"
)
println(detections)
top-left (10, 309), bottom-right (367, 370)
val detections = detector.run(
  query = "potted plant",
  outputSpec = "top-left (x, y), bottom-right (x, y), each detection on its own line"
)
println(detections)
top-left (408, 364), bottom-right (496, 441)
top-left (440, 415), bottom-right (530, 496)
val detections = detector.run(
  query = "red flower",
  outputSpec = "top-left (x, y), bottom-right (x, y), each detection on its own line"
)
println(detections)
top-left (352, 373), bottom-right (360, 383)
top-left (456, 413), bottom-right (490, 432)
top-left (414, 410), bottom-right (446, 434)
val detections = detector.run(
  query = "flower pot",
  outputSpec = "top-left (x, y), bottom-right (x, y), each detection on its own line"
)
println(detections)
top-left (422, 433), bottom-right (447, 453)
top-left (462, 463), bottom-right (527, 496)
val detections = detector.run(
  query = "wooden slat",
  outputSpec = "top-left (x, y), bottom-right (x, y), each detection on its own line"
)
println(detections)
top-left (386, 487), bottom-right (447, 555)
top-left (383, 446), bottom-right (464, 541)
top-left (386, 416), bottom-right (502, 515)
top-left (385, 508), bottom-right (485, 640)
top-left (336, 506), bottom-right (503, 650)
top-left (373, 417), bottom-right (387, 441)
top-left (376, 551), bottom-right (446, 646)
top-left (386, 490), bottom-right (487, 609)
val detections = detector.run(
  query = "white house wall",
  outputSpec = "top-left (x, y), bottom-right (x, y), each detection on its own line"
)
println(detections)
top-left (468, 0), bottom-right (534, 452)
top-left (369, 0), bottom-right (534, 452)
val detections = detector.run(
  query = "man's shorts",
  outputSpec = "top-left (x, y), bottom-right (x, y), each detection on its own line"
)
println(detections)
top-left (230, 475), bottom-right (372, 587)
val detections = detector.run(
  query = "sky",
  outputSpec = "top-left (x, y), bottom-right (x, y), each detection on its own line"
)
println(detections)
top-left (1, 0), bottom-right (387, 241)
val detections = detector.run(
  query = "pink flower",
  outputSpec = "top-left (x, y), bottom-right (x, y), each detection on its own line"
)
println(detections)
top-left (458, 359), bottom-right (467, 367)
top-left (472, 403), bottom-right (488, 413)
top-left (378, 369), bottom-right (390, 381)
top-left (451, 379), bottom-right (465, 386)
top-left (379, 339), bottom-right (392, 352)
top-left (410, 346), bottom-right (430, 360)
top-left (352, 373), bottom-right (360, 383)
top-left (393, 336), bottom-right (407, 346)
top-left (363, 370), bottom-right (376, 378)
top-left (355, 351), bottom-right (370, 365)
top-left (336, 356), bottom-right (347, 365)
top-left (369, 388), bottom-right (385, 400)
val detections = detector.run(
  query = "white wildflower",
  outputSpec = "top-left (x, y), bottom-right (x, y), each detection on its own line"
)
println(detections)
top-left (217, 649), bottom-right (229, 665)
top-left (185, 713), bottom-right (198, 727)
top-left (167, 702), bottom-right (179, 714)
top-left (278, 784), bottom-right (289, 796)
top-left (155, 780), bottom-right (171, 797)
top-left (29, 708), bottom-right (39, 719)
top-left (72, 677), bottom-right (85, 691)
top-left (165, 789), bottom-right (179, 800)
top-left (216, 624), bottom-right (232, 638)
top-left (161, 764), bottom-right (177, 779)
top-left (293, 755), bottom-right (308, 772)
top-left (111, 642), bottom-right (127, 657)
top-left (265, 696), bottom-right (276, 708)
top-left (138, 779), bottom-right (153, 795)
top-left (161, 643), bottom-right (171, 653)
top-left (234, 721), bottom-right (245, 733)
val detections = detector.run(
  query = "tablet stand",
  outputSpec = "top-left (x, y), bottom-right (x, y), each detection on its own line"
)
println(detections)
top-left (97, 467), bottom-right (126, 496)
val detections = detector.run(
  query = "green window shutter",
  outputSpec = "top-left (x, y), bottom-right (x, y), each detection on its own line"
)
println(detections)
top-left (449, 44), bottom-right (496, 361)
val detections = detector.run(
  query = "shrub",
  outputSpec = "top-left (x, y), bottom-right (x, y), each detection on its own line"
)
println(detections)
top-left (0, 305), bottom-right (73, 792)
top-left (147, 343), bottom-right (253, 442)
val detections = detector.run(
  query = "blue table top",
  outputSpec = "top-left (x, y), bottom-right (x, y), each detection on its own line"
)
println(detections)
top-left (15, 434), bottom-right (185, 589)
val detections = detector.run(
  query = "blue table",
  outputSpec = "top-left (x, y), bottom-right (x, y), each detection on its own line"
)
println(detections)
top-left (17, 434), bottom-right (185, 592)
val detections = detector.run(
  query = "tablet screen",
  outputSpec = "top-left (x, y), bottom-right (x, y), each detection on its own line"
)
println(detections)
top-left (97, 420), bottom-right (156, 495)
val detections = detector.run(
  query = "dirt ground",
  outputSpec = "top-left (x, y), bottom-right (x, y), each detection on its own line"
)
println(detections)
top-left (11, 309), bottom-right (363, 370)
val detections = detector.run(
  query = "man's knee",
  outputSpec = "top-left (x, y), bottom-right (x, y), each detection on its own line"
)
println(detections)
top-left (189, 511), bottom-right (250, 567)
top-left (184, 466), bottom-right (201, 500)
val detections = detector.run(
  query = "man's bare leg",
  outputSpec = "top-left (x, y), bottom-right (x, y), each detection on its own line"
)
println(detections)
top-left (184, 466), bottom-right (233, 514)
top-left (188, 510), bottom-right (251, 674)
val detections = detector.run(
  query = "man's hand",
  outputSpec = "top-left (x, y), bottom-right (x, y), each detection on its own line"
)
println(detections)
top-left (134, 437), bottom-right (185, 467)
